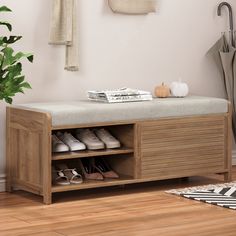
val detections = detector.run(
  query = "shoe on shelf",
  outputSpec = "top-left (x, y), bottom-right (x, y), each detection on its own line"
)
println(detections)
top-left (52, 166), bottom-right (70, 186)
top-left (56, 163), bottom-right (83, 184)
top-left (76, 129), bottom-right (105, 150)
top-left (52, 134), bottom-right (69, 153)
top-left (57, 132), bottom-right (86, 152)
top-left (92, 158), bottom-right (119, 179)
top-left (78, 158), bottom-right (103, 180)
top-left (94, 128), bottom-right (121, 149)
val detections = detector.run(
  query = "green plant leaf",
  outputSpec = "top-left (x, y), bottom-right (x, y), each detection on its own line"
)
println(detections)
top-left (0, 6), bottom-right (12, 12)
top-left (5, 63), bottom-right (22, 79)
top-left (18, 88), bottom-right (24, 94)
top-left (1, 47), bottom-right (14, 66)
top-left (1, 47), bottom-right (33, 66)
top-left (0, 36), bottom-right (22, 47)
top-left (27, 54), bottom-right (34, 62)
top-left (0, 5), bottom-right (33, 104)
top-left (15, 52), bottom-right (34, 63)
top-left (14, 75), bottom-right (25, 84)
top-left (0, 21), bottom-right (12, 31)
top-left (4, 97), bottom-right (12, 104)
top-left (3, 36), bottom-right (22, 44)
top-left (20, 82), bottom-right (31, 89)
top-left (0, 37), bottom-right (4, 46)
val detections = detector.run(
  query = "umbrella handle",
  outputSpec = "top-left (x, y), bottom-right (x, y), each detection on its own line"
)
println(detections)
top-left (217, 2), bottom-right (234, 47)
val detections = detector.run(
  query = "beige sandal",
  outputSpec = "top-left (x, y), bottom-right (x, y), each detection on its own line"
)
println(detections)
top-left (57, 164), bottom-right (83, 184)
top-left (52, 166), bottom-right (70, 186)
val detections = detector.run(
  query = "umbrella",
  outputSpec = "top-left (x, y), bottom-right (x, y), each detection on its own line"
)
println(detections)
top-left (207, 2), bottom-right (236, 139)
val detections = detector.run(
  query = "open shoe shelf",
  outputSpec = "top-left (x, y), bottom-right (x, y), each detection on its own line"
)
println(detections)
top-left (51, 124), bottom-right (136, 195)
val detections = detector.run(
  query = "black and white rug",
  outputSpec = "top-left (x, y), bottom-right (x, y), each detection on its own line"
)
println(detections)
top-left (166, 182), bottom-right (236, 210)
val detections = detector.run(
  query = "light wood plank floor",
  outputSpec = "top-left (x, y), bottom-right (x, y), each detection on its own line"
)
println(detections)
top-left (1, 169), bottom-right (236, 236)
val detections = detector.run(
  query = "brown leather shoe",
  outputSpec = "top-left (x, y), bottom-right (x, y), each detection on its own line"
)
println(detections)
top-left (92, 158), bottom-right (119, 179)
top-left (78, 158), bottom-right (103, 181)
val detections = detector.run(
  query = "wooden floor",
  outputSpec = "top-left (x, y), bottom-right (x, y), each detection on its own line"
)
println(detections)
top-left (1, 169), bottom-right (236, 236)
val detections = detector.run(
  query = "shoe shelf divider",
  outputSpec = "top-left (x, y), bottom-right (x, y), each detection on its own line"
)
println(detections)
top-left (52, 147), bottom-right (134, 161)
top-left (6, 106), bottom-right (232, 204)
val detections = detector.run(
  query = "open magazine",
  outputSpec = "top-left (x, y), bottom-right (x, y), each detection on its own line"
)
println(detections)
top-left (88, 87), bottom-right (153, 103)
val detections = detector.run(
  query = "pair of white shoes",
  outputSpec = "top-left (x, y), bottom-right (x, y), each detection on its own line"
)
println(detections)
top-left (52, 128), bottom-right (121, 153)
top-left (77, 128), bottom-right (121, 150)
top-left (52, 132), bottom-right (86, 153)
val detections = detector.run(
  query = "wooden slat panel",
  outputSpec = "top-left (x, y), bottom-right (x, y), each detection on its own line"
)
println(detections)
top-left (18, 130), bottom-right (42, 186)
top-left (7, 107), bottom-right (52, 204)
top-left (142, 166), bottom-right (225, 176)
top-left (141, 167), bottom-right (225, 179)
top-left (140, 115), bottom-right (225, 128)
top-left (142, 146), bottom-right (224, 158)
top-left (140, 116), bottom-right (226, 179)
top-left (142, 157), bottom-right (224, 167)
top-left (142, 141), bottom-right (224, 150)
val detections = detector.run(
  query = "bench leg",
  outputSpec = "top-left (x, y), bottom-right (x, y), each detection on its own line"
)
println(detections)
top-left (6, 170), bottom-right (13, 193)
top-left (6, 179), bottom-right (13, 193)
top-left (43, 193), bottom-right (52, 205)
top-left (224, 172), bottom-right (232, 182)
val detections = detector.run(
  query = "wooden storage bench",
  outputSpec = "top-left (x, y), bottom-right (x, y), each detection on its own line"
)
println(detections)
top-left (6, 96), bottom-right (232, 204)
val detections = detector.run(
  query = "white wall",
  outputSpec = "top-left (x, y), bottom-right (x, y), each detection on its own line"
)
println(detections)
top-left (0, 0), bottom-right (236, 190)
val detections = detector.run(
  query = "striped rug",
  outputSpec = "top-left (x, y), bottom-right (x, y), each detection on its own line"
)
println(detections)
top-left (167, 182), bottom-right (236, 210)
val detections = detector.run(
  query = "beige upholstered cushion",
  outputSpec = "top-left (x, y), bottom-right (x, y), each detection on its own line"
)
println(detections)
top-left (108, 0), bottom-right (156, 14)
top-left (17, 96), bottom-right (229, 127)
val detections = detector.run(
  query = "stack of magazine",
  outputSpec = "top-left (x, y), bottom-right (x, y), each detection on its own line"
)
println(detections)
top-left (88, 87), bottom-right (153, 103)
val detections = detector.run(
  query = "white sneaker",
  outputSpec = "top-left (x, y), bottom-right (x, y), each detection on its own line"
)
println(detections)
top-left (76, 129), bottom-right (105, 150)
top-left (57, 132), bottom-right (86, 151)
top-left (52, 134), bottom-right (69, 153)
top-left (94, 128), bottom-right (121, 149)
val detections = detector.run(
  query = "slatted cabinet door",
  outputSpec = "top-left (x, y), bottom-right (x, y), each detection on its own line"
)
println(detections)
top-left (139, 115), bottom-right (227, 179)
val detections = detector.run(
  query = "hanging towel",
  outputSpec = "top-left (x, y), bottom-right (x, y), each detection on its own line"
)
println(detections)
top-left (49, 0), bottom-right (79, 71)
top-left (108, 0), bottom-right (156, 14)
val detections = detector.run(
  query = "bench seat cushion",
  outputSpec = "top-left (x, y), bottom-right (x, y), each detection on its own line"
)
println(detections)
top-left (17, 96), bottom-right (229, 127)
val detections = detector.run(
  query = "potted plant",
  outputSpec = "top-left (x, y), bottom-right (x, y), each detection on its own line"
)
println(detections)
top-left (0, 5), bottom-right (33, 104)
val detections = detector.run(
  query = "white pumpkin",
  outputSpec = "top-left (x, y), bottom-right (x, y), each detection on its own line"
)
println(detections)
top-left (170, 80), bottom-right (189, 97)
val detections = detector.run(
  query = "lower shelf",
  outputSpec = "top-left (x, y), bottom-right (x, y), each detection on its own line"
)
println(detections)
top-left (52, 175), bottom-right (135, 193)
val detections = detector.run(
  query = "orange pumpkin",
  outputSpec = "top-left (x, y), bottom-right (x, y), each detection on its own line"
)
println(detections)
top-left (154, 83), bottom-right (170, 98)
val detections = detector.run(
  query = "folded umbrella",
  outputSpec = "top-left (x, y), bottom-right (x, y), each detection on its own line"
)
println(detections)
top-left (207, 34), bottom-right (236, 139)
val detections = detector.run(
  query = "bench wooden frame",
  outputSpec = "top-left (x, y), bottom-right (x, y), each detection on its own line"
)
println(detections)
top-left (6, 104), bottom-right (232, 204)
